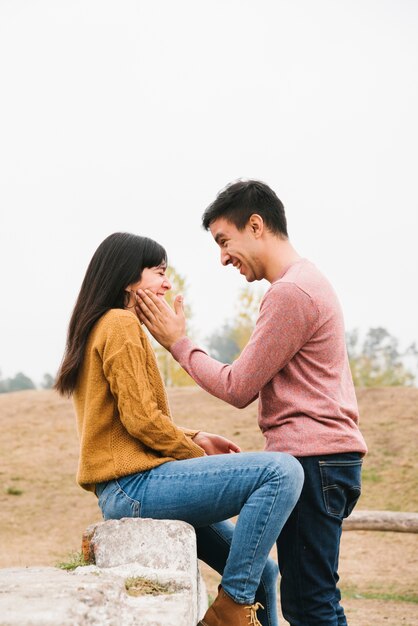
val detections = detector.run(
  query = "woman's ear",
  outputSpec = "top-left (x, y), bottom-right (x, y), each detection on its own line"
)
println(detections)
top-left (123, 289), bottom-right (133, 308)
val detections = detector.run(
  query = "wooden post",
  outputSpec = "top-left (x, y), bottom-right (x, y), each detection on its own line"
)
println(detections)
top-left (343, 510), bottom-right (418, 533)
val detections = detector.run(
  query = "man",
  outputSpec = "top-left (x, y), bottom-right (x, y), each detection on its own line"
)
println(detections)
top-left (137, 179), bottom-right (367, 626)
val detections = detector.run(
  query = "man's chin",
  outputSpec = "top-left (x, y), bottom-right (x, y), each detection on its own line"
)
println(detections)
top-left (240, 270), bottom-right (255, 282)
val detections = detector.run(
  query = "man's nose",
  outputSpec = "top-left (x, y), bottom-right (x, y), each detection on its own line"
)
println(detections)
top-left (221, 250), bottom-right (231, 266)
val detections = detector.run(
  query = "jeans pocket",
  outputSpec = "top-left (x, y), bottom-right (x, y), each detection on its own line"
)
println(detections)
top-left (319, 458), bottom-right (363, 519)
top-left (98, 480), bottom-right (141, 520)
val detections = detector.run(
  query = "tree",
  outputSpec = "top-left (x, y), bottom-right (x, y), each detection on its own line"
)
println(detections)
top-left (41, 373), bottom-right (55, 389)
top-left (207, 323), bottom-right (240, 364)
top-left (152, 266), bottom-right (196, 387)
top-left (347, 327), bottom-right (418, 387)
top-left (0, 369), bottom-right (6, 393)
top-left (0, 371), bottom-right (36, 393)
top-left (206, 285), bottom-right (265, 363)
top-left (231, 286), bottom-right (264, 353)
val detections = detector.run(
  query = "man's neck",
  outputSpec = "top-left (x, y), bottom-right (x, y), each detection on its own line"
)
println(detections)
top-left (263, 238), bottom-right (302, 283)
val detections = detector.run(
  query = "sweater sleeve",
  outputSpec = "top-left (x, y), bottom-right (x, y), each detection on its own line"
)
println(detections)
top-left (103, 339), bottom-right (204, 460)
top-left (179, 426), bottom-right (201, 438)
top-left (171, 283), bottom-right (319, 408)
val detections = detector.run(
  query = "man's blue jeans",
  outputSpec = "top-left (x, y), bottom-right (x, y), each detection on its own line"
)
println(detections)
top-left (276, 452), bottom-right (363, 626)
top-left (96, 451), bottom-right (304, 626)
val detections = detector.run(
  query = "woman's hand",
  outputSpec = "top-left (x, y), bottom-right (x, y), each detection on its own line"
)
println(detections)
top-left (192, 431), bottom-right (241, 455)
top-left (135, 290), bottom-right (186, 350)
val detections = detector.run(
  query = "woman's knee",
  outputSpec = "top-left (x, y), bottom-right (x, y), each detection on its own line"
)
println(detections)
top-left (262, 452), bottom-right (304, 485)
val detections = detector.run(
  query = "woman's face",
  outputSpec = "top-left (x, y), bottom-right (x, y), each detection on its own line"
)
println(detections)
top-left (126, 264), bottom-right (171, 305)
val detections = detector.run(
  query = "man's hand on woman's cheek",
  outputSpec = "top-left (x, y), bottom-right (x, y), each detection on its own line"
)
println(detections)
top-left (135, 289), bottom-right (187, 350)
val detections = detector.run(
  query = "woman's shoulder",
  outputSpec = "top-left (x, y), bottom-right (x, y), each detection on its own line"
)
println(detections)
top-left (102, 308), bottom-right (139, 323)
top-left (91, 310), bottom-right (150, 366)
top-left (96, 309), bottom-right (145, 341)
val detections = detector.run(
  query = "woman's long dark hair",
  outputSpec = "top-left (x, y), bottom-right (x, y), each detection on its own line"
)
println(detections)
top-left (55, 232), bottom-right (167, 397)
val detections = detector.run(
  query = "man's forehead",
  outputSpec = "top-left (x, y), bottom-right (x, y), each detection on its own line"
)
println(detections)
top-left (209, 217), bottom-right (236, 241)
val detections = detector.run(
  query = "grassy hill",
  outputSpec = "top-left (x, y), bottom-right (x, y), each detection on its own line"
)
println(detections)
top-left (1, 387), bottom-right (417, 625)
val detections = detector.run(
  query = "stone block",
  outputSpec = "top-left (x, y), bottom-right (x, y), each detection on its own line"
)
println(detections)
top-left (0, 518), bottom-right (208, 626)
top-left (84, 517), bottom-right (199, 572)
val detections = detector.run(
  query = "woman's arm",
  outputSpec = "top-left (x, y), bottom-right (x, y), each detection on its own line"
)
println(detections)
top-left (104, 338), bottom-right (204, 460)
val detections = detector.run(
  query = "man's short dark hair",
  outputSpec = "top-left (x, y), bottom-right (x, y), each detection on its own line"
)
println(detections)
top-left (202, 179), bottom-right (288, 237)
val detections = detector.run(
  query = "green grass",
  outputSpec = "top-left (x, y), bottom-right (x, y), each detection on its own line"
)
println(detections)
top-left (57, 551), bottom-right (89, 571)
top-left (5, 486), bottom-right (23, 496)
top-left (361, 467), bottom-right (382, 484)
top-left (343, 587), bottom-right (418, 604)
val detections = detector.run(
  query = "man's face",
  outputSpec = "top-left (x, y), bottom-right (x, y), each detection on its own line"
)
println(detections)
top-left (209, 217), bottom-right (262, 282)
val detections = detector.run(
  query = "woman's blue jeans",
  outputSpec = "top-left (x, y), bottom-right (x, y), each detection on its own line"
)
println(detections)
top-left (196, 520), bottom-right (280, 626)
top-left (95, 451), bottom-right (304, 626)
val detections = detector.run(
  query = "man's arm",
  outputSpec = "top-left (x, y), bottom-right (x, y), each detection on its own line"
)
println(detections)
top-left (136, 283), bottom-right (319, 408)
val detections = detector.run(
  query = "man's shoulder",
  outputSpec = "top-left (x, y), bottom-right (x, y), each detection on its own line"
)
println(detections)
top-left (262, 280), bottom-right (317, 320)
top-left (273, 259), bottom-right (335, 297)
top-left (264, 260), bottom-right (340, 319)
top-left (266, 260), bottom-right (316, 300)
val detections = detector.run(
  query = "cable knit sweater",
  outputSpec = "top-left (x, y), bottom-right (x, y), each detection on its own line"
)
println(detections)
top-left (73, 309), bottom-right (204, 492)
top-left (171, 259), bottom-right (367, 458)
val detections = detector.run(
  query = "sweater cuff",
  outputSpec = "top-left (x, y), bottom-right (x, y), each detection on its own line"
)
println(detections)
top-left (180, 426), bottom-right (200, 438)
top-left (187, 440), bottom-right (205, 458)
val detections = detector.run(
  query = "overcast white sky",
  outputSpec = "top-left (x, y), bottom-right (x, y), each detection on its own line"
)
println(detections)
top-left (1, 0), bottom-right (417, 384)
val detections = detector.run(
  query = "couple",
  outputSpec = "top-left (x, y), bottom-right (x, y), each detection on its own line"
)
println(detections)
top-left (55, 180), bottom-right (367, 626)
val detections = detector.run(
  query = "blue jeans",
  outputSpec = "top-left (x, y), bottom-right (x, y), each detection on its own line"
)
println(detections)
top-left (95, 451), bottom-right (304, 624)
top-left (196, 520), bottom-right (280, 626)
top-left (196, 521), bottom-right (279, 626)
top-left (276, 452), bottom-right (363, 626)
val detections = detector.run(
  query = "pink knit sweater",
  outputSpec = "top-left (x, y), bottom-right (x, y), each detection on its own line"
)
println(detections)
top-left (171, 259), bottom-right (367, 457)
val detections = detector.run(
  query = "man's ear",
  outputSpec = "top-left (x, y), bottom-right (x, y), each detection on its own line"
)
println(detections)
top-left (248, 214), bottom-right (264, 238)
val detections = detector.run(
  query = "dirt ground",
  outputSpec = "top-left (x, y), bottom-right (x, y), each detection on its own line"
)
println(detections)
top-left (1, 386), bottom-right (417, 625)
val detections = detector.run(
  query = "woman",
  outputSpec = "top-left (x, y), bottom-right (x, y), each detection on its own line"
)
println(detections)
top-left (55, 232), bottom-right (303, 626)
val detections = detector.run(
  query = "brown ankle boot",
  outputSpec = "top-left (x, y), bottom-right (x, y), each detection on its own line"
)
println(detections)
top-left (197, 587), bottom-right (264, 626)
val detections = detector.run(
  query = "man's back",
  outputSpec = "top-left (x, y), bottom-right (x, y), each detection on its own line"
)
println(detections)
top-left (258, 258), bottom-right (367, 457)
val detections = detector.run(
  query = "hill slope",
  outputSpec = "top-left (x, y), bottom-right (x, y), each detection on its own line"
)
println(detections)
top-left (1, 387), bottom-right (417, 625)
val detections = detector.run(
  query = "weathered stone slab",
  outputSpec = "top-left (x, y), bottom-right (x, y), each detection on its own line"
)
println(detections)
top-left (0, 519), bottom-right (208, 626)
top-left (0, 566), bottom-right (196, 625)
top-left (84, 517), bottom-right (199, 571)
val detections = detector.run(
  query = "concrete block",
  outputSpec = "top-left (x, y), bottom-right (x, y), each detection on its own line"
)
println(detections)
top-left (85, 517), bottom-right (198, 572)
top-left (0, 518), bottom-right (208, 626)
top-left (0, 566), bottom-right (199, 626)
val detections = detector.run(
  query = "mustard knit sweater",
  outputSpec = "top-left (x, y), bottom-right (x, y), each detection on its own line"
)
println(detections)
top-left (73, 309), bottom-right (204, 492)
